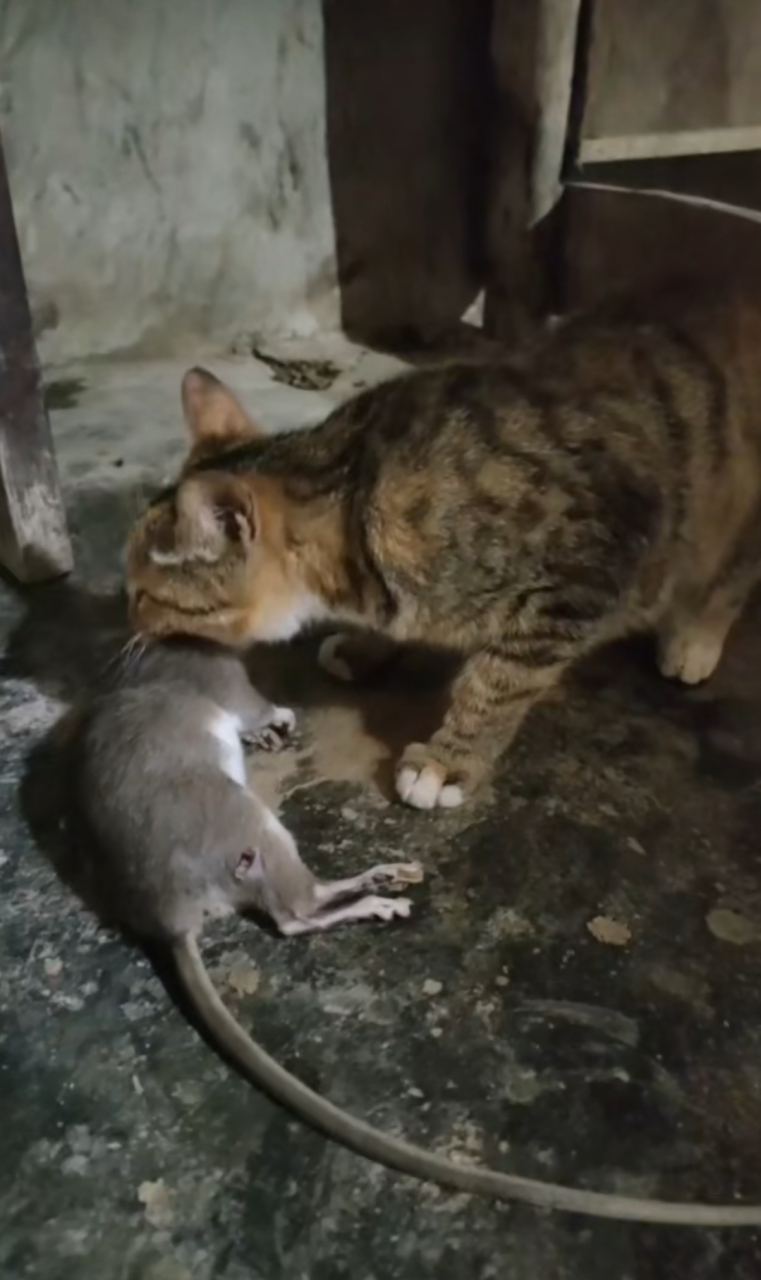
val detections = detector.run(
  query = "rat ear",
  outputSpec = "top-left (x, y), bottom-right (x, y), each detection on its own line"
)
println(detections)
top-left (149, 474), bottom-right (257, 566)
top-left (181, 368), bottom-right (262, 447)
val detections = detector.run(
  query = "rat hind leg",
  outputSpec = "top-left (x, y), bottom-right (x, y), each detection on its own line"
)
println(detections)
top-left (276, 862), bottom-right (423, 934)
top-left (233, 801), bottom-right (423, 934)
top-left (277, 894), bottom-right (413, 936)
top-left (311, 860), bottom-right (424, 909)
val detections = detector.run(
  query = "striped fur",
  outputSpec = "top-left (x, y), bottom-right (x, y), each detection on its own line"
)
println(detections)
top-left (126, 283), bottom-right (761, 807)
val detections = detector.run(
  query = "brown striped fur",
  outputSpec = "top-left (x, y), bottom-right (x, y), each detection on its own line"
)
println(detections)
top-left (126, 282), bottom-right (761, 808)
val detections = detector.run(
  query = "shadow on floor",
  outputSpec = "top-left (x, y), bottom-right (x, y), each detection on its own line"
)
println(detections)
top-left (4, 563), bottom-right (760, 811)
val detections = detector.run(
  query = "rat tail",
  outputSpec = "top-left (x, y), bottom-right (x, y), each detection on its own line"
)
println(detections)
top-left (173, 934), bottom-right (761, 1227)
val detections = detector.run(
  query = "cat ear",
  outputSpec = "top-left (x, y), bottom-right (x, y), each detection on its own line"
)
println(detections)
top-left (181, 368), bottom-right (262, 446)
top-left (149, 474), bottom-right (257, 566)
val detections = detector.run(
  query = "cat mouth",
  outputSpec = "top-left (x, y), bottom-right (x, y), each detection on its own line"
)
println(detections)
top-left (128, 589), bottom-right (252, 651)
top-left (129, 588), bottom-right (215, 634)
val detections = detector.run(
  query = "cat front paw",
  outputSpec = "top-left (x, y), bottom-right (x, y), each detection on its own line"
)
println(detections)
top-left (395, 743), bottom-right (467, 810)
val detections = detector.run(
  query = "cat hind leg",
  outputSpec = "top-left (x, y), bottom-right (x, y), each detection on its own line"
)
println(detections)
top-left (318, 631), bottom-right (399, 684)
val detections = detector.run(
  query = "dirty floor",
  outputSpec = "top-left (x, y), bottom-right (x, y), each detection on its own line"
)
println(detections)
top-left (2, 347), bottom-right (761, 1280)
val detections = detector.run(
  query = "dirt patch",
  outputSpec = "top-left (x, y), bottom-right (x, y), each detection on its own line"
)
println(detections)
top-left (251, 349), bottom-right (340, 391)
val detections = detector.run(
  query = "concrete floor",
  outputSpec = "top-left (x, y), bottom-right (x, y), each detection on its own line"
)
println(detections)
top-left (2, 346), bottom-right (761, 1279)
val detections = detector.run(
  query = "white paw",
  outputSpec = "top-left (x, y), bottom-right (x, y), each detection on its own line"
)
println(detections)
top-left (318, 634), bottom-right (355, 682)
top-left (362, 895), bottom-right (413, 922)
top-left (396, 765), bottom-right (464, 811)
top-left (658, 634), bottom-right (723, 685)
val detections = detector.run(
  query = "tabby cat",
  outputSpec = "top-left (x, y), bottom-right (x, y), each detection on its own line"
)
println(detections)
top-left (126, 283), bottom-right (761, 809)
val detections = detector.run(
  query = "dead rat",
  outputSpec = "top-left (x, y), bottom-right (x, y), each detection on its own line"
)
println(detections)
top-left (62, 638), bottom-right (761, 1227)
top-left (69, 637), bottom-right (420, 939)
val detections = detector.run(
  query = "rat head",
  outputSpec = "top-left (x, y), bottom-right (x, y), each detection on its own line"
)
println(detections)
top-left (126, 369), bottom-right (328, 646)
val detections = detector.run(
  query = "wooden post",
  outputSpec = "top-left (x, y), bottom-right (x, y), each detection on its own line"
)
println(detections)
top-left (0, 131), bottom-right (72, 583)
top-left (484, 0), bottom-right (583, 342)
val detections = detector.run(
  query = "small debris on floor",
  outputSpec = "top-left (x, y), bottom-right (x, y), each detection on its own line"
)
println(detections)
top-left (252, 348), bottom-right (340, 390)
top-left (225, 958), bottom-right (261, 995)
top-left (137, 1179), bottom-right (175, 1229)
top-left (587, 915), bottom-right (632, 947)
top-left (706, 907), bottom-right (758, 946)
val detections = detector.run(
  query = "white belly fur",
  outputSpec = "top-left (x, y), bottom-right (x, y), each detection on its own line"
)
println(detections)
top-left (209, 709), bottom-right (246, 786)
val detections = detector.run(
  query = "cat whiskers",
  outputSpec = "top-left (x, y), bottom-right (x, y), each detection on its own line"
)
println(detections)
top-left (102, 633), bottom-right (147, 681)
top-left (122, 633), bottom-right (147, 672)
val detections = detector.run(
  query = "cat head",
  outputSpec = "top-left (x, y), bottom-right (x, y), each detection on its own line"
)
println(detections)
top-left (126, 369), bottom-right (330, 646)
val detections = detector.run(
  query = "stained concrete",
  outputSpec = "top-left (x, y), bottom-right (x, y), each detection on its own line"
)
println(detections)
top-left (2, 351), bottom-right (761, 1278)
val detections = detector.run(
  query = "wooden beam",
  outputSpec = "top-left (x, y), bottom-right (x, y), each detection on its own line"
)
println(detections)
top-left (0, 130), bottom-right (72, 583)
top-left (580, 126), bottom-right (761, 165)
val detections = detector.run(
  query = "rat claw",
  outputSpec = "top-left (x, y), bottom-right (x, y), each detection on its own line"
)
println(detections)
top-left (242, 727), bottom-right (282, 752)
top-left (242, 706), bottom-right (297, 752)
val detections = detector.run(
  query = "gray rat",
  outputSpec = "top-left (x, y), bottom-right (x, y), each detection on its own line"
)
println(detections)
top-left (63, 639), bottom-right (761, 1227)
top-left (71, 638), bottom-right (420, 940)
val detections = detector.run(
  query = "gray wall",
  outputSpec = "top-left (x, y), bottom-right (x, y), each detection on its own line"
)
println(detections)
top-left (0, 0), bottom-right (340, 363)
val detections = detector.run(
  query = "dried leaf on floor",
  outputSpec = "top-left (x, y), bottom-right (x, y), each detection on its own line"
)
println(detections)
top-left (587, 915), bottom-right (632, 947)
top-left (706, 907), bottom-right (758, 946)
top-left (226, 958), bottom-right (261, 996)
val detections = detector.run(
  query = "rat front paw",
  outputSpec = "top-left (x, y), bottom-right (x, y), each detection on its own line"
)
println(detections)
top-left (242, 706), bottom-right (297, 752)
top-left (395, 743), bottom-right (468, 810)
